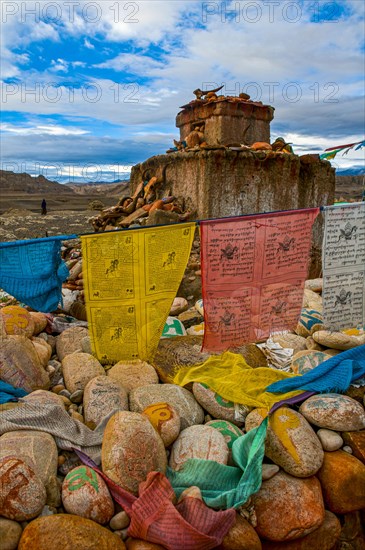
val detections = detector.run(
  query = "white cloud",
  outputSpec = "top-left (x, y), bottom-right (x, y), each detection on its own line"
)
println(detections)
top-left (1, 123), bottom-right (90, 136)
top-left (84, 38), bottom-right (95, 50)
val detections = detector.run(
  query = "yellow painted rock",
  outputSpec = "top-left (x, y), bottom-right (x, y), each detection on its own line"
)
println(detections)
top-left (0, 306), bottom-right (34, 338)
top-left (142, 402), bottom-right (180, 447)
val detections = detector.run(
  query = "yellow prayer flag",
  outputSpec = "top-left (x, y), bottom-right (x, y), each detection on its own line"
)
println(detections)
top-left (81, 223), bottom-right (195, 364)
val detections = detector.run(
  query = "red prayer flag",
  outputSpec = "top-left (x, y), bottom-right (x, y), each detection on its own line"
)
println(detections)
top-left (200, 208), bottom-right (320, 352)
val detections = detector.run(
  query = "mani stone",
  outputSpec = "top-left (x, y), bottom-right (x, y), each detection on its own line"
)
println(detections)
top-left (101, 411), bottom-right (167, 495)
top-left (253, 472), bottom-right (325, 541)
top-left (142, 402), bottom-right (181, 447)
top-left (317, 429), bottom-right (344, 451)
top-left (295, 309), bottom-right (323, 338)
top-left (56, 326), bottom-right (89, 361)
top-left (291, 350), bottom-right (329, 375)
top-left (261, 510), bottom-right (341, 550)
top-left (220, 513), bottom-right (262, 550)
top-left (299, 393), bottom-right (365, 431)
top-left (23, 389), bottom-right (65, 409)
top-left (312, 330), bottom-right (365, 350)
top-left (302, 288), bottom-right (323, 311)
top-left (305, 278), bottom-right (323, 293)
top-left (62, 352), bottom-right (105, 393)
top-left (107, 360), bottom-right (159, 393)
top-left (169, 424), bottom-right (228, 470)
top-left (62, 465), bottom-right (114, 524)
top-left (317, 450), bottom-right (365, 514)
top-left (193, 383), bottom-right (238, 424)
top-left (205, 420), bottom-right (243, 450)
top-left (0, 518), bottom-right (23, 550)
top-left (0, 306), bottom-right (35, 338)
top-left (18, 514), bottom-right (126, 550)
top-left (83, 376), bottom-right (128, 427)
top-left (271, 333), bottom-right (307, 354)
top-left (129, 384), bottom-right (204, 429)
top-left (245, 407), bottom-right (323, 477)
top-left (0, 457), bottom-right (46, 521)
top-left (170, 297), bottom-right (188, 316)
top-left (0, 335), bottom-right (50, 392)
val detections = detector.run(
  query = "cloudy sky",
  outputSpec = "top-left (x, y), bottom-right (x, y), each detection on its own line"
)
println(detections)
top-left (1, 0), bottom-right (364, 182)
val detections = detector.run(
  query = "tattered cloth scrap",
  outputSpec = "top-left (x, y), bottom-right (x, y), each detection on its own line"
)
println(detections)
top-left (0, 402), bottom-right (111, 463)
top-left (167, 418), bottom-right (268, 510)
top-left (0, 381), bottom-right (28, 404)
top-left (173, 351), bottom-right (303, 409)
top-left (75, 450), bottom-right (235, 550)
top-left (0, 235), bottom-right (76, 312)
top-left (267, 344), bottom-right (365, 395)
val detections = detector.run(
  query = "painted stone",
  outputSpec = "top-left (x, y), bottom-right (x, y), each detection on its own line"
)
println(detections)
top-left (312, 330), bottom-right (365, 350)
top-left (102, 411), bottom-right (167, 495)
top-left (186, 323), bottom-right (205, 335)
top-left (341, 430), bottom-right (365, 463)
top-left (193, 383), bottom-right (238, 424)
top-left (0, 335), bottom-right (50, 391)
top-left (317, 450), bottom-right (365, 513)
top-left (261, 510), bottom-right (341, 550)
top-left (317, 429), bottom-right (343, 451)
top-left (195, 298), bottom-right (204, 316)
top-left (291, 351), bottom-right (329, 375)
top-left (205, 420), bottom-right (243, 449)
top-left (295, 309), bottom-right (323, 338)
top-left (0, 518), bottom-right (23, 550)
top-left (56, 326), bottom-right (89, 361)
top-left (245, 408), bottom-right (323, 477)
top-left (62, 465), bottom-right (114, 524)
top-left (0, 306), bottom-right (35, 338)
top-left (220, 513), bottom-right (262, 550)
top-left (129, 384), bottom-right (204, 429)
top-left (161, 316), bottom-right (186, 338)
top-left (170, 297), bottom-right (188, 316)
top-left (0, 431), bottom-right (58, 489)
top-left (299, 393), bottom-right (365, 431)
top-left (142, 402), bottom-right (181, 447)
top-left (62, 352), bottom-right (105, 393)
top-left (23, 389), bottom-right (65, 409)
top-left (253, 472), bottom-right (325, 541)
top-left (0, 457), bottom-right (46, 521)
top-left (18, 514), bottom-right (126, 549)
top-left (169, 424), bottom-right (228, 470)
top-left (271, 333), bottom-right (307, 354)
top-left (29, 312), bottom-right (48, 335)
top-left (304, 278), bottom-right (323, 293)
top-left (107, 360), bottom-right (159, 393)
top-left (84, 376), bottom-right (128, 427)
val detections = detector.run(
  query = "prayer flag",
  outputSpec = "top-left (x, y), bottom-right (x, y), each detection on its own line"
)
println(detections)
top-left (200, 208), bottom-right (319, 351)
top-left (81, 223), bottom-right (195, 363)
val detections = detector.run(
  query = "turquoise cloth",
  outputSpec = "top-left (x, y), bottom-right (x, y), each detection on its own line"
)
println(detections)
top-left (167, 417), bottom-right (268, 510)
top-left (267, 344), bottom-right (365, 394)
top-left (0, 381), bottom-right (27, 404)
top-left (0, 235), bottom-right (76, 312)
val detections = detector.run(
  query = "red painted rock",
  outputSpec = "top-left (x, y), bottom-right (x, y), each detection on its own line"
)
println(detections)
top-left (220, 513), bottom-right (262, 550)
top-left (107, 360), bottom-right (159, 393)
top-left (62, 465), bottom-right (114, 524)
top-left (317, 450), bottom-right (365, 513)
top-left (192, 383), bottom-right (239, 424)
top-left (0, 457), bottom-right (46, 521)
top-left (253, 472), bottom-right (325, 541)
top-left (84, 376), bottom-right (128, 426)
top-left (341, 430), bottom-right (365, 463)
top-left (0, 306), bottom-right (35, 338)
top-left (18, 514), bottom-right (126, 549)
top-left (0, 335), bottom-right (50, 391)
top-left (62, 352), bottom-right (105, 393)
top-left (29, 312), bottom-right (48, 335)
top-left (142, 402), bottom-right (181, 447)
top-left (169, 424), bottom-right (228, 470)
top-left (261, 510), bottom-right (341, 550)
top-left (55, 326), bottom-right (89, 361)
top-left (0, 517), bottom-right (23, 550)
top-left (245, 408), bottom-right (323, 477)
top-left (299, 393), bottom-right (365, 431)
top-left (102, 411), bottom-right (167, 495)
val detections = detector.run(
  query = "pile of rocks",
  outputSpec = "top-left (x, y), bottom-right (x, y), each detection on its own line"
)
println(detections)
top-left (0, 279), bottom-right (364, 550)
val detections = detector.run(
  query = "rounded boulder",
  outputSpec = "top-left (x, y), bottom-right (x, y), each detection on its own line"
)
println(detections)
top-left (62, 352), bottom-right (105, 393)
top-left (299, 393), bottom-right (365, 431)
top-left (169, 424), bottom-right (228, 470)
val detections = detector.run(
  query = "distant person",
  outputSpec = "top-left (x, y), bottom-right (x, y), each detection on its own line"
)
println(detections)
top-left (41, 199), bottom-right (47, 215)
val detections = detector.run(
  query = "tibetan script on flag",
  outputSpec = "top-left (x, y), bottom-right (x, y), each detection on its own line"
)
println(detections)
top-left (200, 208), bottom-right (319, 352)
top-left (322, 202), bottom-right (365, 330)
top-left (81, 223), bottom-right (195, 364)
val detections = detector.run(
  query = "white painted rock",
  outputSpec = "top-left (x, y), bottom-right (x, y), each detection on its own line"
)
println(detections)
top-left (142, 402), bottom-right (181, 447)
top-left (62, 352), bottom-right (105, 393)
top-left (312, 330), bottom-right (365, 350)
top-left (186, 323), bottom-right (205, 336)
top-left (317, 429), bottom-right (344, 451)
top-left (161, 317), bottom-right (186, 338)
top-left (291, 351), bottom-right (330, 375)
top-left (245, 407), bottom-right (324, 477)
top-left (84, 376), bottom-right (128, 426)
top-left (107, 360), bottom-right (158, 393)
top-left (299, 394), bottom-right (365, 431)
top-left (0, 518), bottom-right (23, 550)
top-left (0, 457), bottom-right (46, 521)
top-left (195, 299), bottom-right (204, 316)
top-left (62, 465), bottom-right (114, 524)
top-left (169, 425), bottom-right (228, 470)
top-left (56, 326), bottom-right (89, 361)
top-left (129, 384), bottom-right (204, 429)
top-left (193, 383), bottom-right (238, 423)
top-left (101, 411), bottom-right (167, 495)
top-left (170, 297), bottom-right (188, 316)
